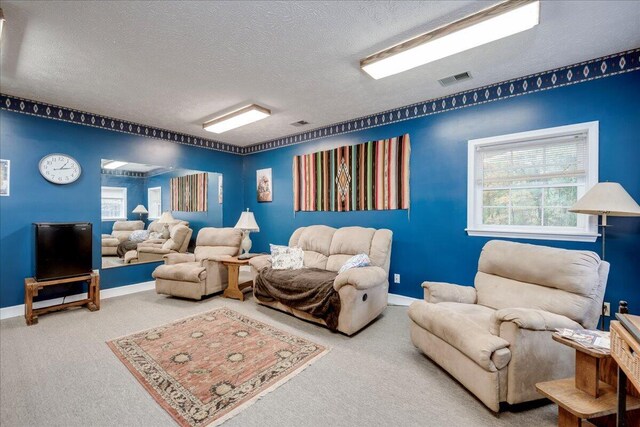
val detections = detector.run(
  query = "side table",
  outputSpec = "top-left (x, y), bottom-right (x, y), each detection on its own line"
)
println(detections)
top-left (222, 257), bottom-right (252, 301)
top-left (24, 270), bottom-right (100, 325)
top-left (536, 333), bottom-right (640, 426)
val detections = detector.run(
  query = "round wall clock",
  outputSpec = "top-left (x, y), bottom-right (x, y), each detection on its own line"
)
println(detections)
top-left (39, 153), bottom-right (82, 184)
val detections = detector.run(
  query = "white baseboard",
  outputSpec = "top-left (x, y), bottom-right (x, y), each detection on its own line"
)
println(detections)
top-left (387, 293), bottom-right (419, 306)
top-left (0, 281), bottom-right (156, 321)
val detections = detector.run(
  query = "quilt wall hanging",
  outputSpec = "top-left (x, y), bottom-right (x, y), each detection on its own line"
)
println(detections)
top-left (170, 172), bottom-right (208, 212)
top-left (293, 134), bottom-right (410, 212)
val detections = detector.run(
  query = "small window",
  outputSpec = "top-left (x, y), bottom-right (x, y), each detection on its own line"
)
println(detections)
top-left (467, 122), bottom-right (599, 242)
top-left (101, 186), bottom-right (127, 220)
top-left (148, 187), bottom-right (162, 219)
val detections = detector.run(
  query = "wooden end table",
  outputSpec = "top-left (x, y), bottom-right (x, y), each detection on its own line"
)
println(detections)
top-left (221, 257), bottom-right (252, 301)
top-left (24, 270), bottom-right (100, 325)
top-left (536, 333), bottom-right (640, 426)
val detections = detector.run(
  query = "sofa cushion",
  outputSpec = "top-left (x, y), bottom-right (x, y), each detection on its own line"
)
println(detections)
top-left (196, 227), bottom-right (242, 251)
top-left (112, 220), bottom-right (145, 232)
top-left (294, 225), bottom-right (335, 257)
top-left (129, 229), bottom-right (150, 243)
top-left (152, 262), bottom-right (206, 283)
top-left (408, 301), bottom-right (510, 372)
top-left (163, 225), bottom-right (190, 251)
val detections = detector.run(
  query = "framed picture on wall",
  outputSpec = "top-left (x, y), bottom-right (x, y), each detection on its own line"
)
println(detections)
top-left (257, 168), bottom-right (272, 202)
top-left (0, 159), bottom-right (9, 197)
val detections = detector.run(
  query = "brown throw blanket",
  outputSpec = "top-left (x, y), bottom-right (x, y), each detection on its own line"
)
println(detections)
top-left (254, 267), bottom-right (341, 331)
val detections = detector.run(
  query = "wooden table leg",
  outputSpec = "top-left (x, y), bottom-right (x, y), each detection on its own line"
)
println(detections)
top-left (223, 264), bottom-right (244, 301)
top-left (558, 407), bottom-right (581, 427)
top-left (618, 366), bottom-right (628, 427)
top-left (576, 350), bottom-right (601, 397)
top-left (87, 273), bottom-right (100, 311)
top-left (24, 281), bottom-right (36, 326)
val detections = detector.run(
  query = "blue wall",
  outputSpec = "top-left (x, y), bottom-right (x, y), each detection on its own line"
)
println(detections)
top-left (100, 174), bottom-right (147, 235)
top-left (0, 111), bottom-right (243, 308)
top-left (146, 169), bottom-right (223, 247)
top-left (242, 71), bottom-right (640, 318)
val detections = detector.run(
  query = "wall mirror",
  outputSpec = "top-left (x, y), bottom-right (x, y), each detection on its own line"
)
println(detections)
top-left (100, 159), bottom-right (223, 269)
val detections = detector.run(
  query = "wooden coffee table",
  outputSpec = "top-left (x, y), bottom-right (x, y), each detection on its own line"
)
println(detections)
top-left (221, 257), bottom-right (252, 301)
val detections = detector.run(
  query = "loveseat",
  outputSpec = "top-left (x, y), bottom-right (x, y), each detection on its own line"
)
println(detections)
top-left (101, 220), bottom-right (144, 256)
top-left (152, 227), bottom-right (243, 300)
top-left (249, 225), bottom-right (393, 335)
top-left (408, 240), bottom-right (609, 411)
top-left (124, 224), bottom-right (193, 264)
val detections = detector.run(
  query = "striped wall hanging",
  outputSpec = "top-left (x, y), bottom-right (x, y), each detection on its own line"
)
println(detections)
top-left (170, 173), bottom-right (208, 212)
top-left (293, 134), bottom-right (410, 212)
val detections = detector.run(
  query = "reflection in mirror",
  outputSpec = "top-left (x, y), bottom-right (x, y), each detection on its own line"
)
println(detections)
top-left (100, 159), bottom-right (223, 269)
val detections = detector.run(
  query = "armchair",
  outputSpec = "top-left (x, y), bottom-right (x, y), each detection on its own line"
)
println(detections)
top-left (133, 224), bottom-right (192, 263)
top-left (151, 227), bottom-right (243, 300)
top-left (409, 240), bottom-right (609, 411)
top-left (101, 220), bottom-right (144, 256)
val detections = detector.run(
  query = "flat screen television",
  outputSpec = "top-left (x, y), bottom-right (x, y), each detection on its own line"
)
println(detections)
top-left (34, 222), bottom-right (93, 281)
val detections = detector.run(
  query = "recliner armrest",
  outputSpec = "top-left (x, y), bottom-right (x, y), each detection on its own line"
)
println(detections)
top-left (163, 253), bottom-right (196, 265)
top-left (490, 307), bottom-right (582, 335)
top-left (334, 266), bottom-right (387, 291)
top-left (422, 281), bottom-right (477, 304)
top-left (248, 255), bottom-right (272, 272)
top-left (200, 255), bottom-right (234, 263)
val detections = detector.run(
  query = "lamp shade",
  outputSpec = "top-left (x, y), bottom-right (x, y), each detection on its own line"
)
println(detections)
top-left (234, 209), bottom-right (260, 232)
top-left (157, 211), bottom-right (175, 224)
top-left (569, 183), bottom-right (640, 216)
top-left (132, 204), bottom-right (148, 214)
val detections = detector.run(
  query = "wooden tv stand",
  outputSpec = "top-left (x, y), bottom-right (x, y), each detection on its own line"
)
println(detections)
top-left (24, 270), bottom-right (100, 325)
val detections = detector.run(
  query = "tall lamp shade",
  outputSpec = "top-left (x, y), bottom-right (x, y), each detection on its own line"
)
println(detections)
top-left (234, 209), bottom-right (260, 257)
top-left (569, 182), bottom-right (640, 259)
top-left (132, 204), bottom-right (148, 220)
top-left (157, 211), bottom-right (175, 239)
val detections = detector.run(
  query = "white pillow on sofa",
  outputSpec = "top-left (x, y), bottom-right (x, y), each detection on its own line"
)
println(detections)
top-left (338, 253), bottom-right (371, 274)
top-left (270, 244), bottom-right (304, 270)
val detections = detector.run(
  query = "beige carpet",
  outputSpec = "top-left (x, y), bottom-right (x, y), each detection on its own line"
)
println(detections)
top-left (102, 256), bottom-right (125, 268)
top-left (0, 291), bottom-right (558, 426)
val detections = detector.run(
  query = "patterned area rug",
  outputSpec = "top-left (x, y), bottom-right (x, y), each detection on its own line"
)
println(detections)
top-left (108, 307), bottom-right (329, 426)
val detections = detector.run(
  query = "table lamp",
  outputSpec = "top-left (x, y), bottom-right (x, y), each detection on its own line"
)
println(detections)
top-left (157, 211), bottom-right (175, 239)
top-left (569, 182), bottom-right (640, 260)
top-left (234, 209), bottom-right (260, 259)
top-left (132, 204), bottom-right (148, 220)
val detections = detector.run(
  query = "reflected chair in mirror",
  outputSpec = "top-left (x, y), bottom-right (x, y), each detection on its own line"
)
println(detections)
top-left (101, 220), bottom-right (145, 256)
top-left (152, 227), bottom-right (243, 300)
top-left (124, 224), bottom-right (192, 264)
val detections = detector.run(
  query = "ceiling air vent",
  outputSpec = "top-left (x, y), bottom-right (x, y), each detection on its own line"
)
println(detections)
top-left (290, 120), bottom-right (310, 127)
top-left (438, 72), bottom-right (472, 87)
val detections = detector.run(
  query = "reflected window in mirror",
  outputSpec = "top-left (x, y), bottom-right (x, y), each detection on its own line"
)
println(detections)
top-left (148, 187), bottom-right (161, 219)
top-left (101, 186), bottom-right (127, 220)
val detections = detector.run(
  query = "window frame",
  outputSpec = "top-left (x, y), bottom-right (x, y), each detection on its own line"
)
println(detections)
top-left (466, 121), bottom-right (599, 242)
top-left (147, 186), bottom-right (162, 220)
top-left (101, 186), bottom-right (128, 221)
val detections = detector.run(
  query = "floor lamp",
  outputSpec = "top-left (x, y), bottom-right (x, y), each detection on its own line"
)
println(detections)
top-left (569, 182), bottom-right (640, 328)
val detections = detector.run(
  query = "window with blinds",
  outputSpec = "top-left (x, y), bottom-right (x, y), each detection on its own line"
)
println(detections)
top-left (101, 186), bottom-right (127, 220)
top-left (467, 122), bottom-right (599, 242)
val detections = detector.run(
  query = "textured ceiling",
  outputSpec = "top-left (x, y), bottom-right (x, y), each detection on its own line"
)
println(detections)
top-left (1, 1), bottom-right (639, 147)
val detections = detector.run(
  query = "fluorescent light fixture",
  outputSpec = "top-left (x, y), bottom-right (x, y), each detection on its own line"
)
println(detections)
top-left (361, 0), bottom-right (540, 79)
top-left (103, 161), bottom-right (128, 169)
top-left (203, 104), bottom-right (271, 134)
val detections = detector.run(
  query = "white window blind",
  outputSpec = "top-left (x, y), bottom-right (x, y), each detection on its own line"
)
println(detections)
top-left (467, 121), bottom-right (599, 242)
top-left (101, 186), bottom-right (127, 220)
top-left (148, 187), bottom-right (162, 219)
top-left (477, 134), bottom-right (587, 228)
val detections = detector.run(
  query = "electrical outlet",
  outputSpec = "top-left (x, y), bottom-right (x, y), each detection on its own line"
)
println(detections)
top-left (394, 274), bottom-right (400, 284)
top-left (603, 302), bottom-right (611, 317)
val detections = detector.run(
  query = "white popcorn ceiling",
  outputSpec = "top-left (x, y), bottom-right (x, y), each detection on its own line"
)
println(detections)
top-left (1, 1), bottom-right (639, 147)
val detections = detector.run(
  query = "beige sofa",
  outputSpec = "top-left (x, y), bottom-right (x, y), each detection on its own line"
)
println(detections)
top-left (101, 220), bottom-right (144, 256)
top-left (249, 225), bottom-right (393, 335)
top-left (409, 240), bottom-right (609, 412)
top-left (152, 227), bottom-right (243, 300)
top-left (124, 224), bottom-right (193, 264)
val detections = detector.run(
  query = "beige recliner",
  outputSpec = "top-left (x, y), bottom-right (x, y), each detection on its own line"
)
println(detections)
top-left (409, 240), bottom-right (609, 412)
top-left (101, 220), bottom-right (144, 256)
top-left (152, 227), bottom-right (243, 300)
top-left (125, 224), bottom-right (193, 264)
top-left (249, 225), bottom-right (393, 335)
